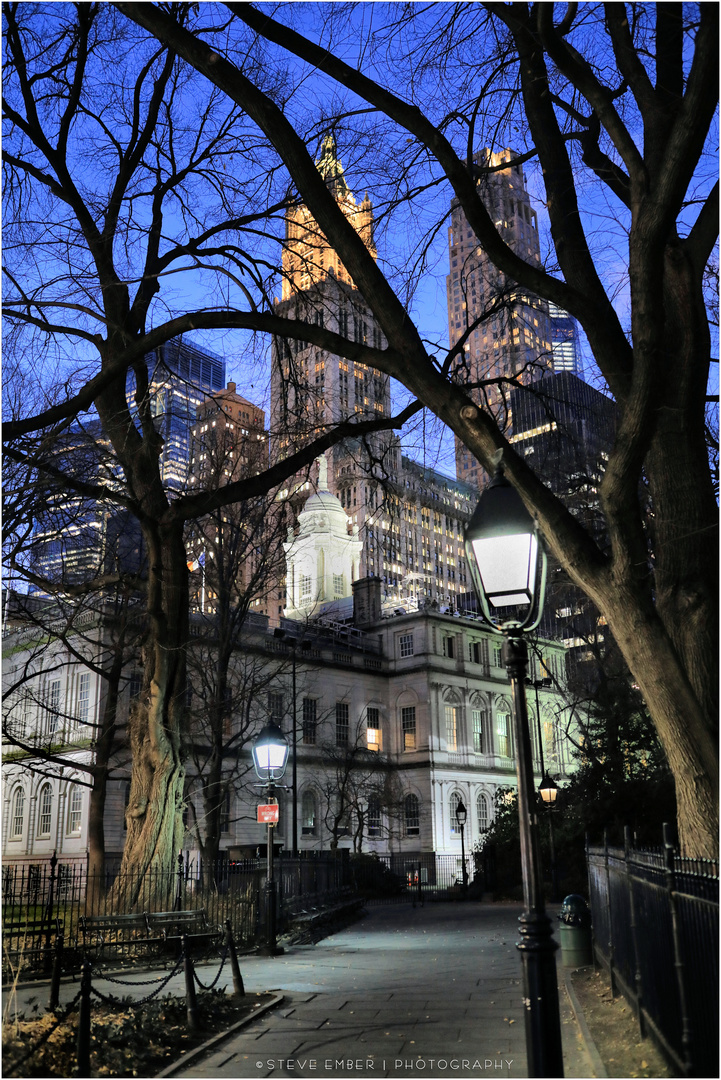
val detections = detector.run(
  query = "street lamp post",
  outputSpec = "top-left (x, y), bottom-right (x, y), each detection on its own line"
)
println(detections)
top-left (465, 462), bottom-right (564, 1078)
top-left (252, 720), bottom-right (289, 957)
top-left (455, 799), bottom-right (469, 893)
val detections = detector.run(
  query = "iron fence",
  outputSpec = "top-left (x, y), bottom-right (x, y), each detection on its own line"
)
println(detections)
top-left (587, 824), bottom-right (718, 1078)
top-left (1, 849), bottom-right (356, 978)
top-left (348, 852), bottom-right (472, 903)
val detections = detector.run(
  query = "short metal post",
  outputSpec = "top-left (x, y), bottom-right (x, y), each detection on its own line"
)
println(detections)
top-left (49, 932), bottom-right (64, 1012)
top-left (183, 936), bottom-right (201, 1031)
top-left (77, 960), bottom-right (92, 1078)
top-left (226, 919), bottom-right (245, 997)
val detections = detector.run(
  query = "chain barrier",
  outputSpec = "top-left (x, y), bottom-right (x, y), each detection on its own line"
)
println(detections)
top-left (87, 953), bottom-right (185, 1006)
top-left (192, 943), bottom-right (228, 991)
top-left (7, 987), bottom-right (83, 1075)
top-left (93, 961), bottom-right (183, 988)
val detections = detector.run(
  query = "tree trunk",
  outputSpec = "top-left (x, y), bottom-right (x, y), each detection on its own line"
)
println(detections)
top-left (113, 522), bottom-right (190, 906)
top-left (601, 583), bottom-right (718, 857)
top-left (86, 774), bottom-right (107, 914)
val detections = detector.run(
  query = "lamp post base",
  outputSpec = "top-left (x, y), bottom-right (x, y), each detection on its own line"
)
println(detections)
top-left (256, 944), bottom-right (285, 957)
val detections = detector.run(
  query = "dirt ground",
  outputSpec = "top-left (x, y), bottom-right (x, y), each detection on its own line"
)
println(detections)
top-left (569, 967), bottom-right (673, 1078)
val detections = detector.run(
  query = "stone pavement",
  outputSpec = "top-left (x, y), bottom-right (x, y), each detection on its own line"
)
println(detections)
top-left (3, 901), bottom-right (597, 1079)
top-left (172, 902), bottom-right (596, 1079)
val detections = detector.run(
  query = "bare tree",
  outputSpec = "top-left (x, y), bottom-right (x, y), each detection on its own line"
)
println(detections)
top-left (311, 715), bottom-right (398, 853)
top-left (2, 3), bottom-right (422, 897)
top-left (115, 3), bottom-right (719, 857)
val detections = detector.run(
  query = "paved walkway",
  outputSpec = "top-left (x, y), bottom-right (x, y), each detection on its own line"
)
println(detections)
top-left (174, 902), bottom-right (595, 1079)
top-left (3, 901), bottom-right (596, 1079)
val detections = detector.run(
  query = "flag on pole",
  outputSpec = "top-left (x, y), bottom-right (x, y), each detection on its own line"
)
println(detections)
top-left (187, 551), bottom-right (206, 572)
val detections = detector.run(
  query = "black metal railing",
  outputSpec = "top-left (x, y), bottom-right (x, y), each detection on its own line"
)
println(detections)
top-left (1, 850), bottom-right (358, 978)
top-left (587, 825), bottom-right (719, 1078)
top-left (348, 851), bottom-right (472, 902)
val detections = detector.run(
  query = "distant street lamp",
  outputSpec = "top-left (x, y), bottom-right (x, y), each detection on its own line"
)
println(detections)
top-left (252, 721), bottom-right (289, 956)
top-left (465, 461), bottom-right (564, 1078)
top-left (528, 675), bottom-right (560, 900)
top-left (455, 799), bottom-right (469, 893)
top-left (539, 772), bottom-right (558, 806)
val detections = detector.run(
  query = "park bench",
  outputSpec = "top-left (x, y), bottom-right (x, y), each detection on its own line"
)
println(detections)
top-left (2, 917), bottom-right (62, 972)
top-left (285, 893), bottom-right (364, 932)
top-left (78, 912), bottom-right (153, 956)
top-left (144, 909), bottom-right (221, 950)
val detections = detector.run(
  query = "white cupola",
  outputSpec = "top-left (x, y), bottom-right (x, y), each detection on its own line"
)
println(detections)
top-left (283, 454), bottom-right (362, 620)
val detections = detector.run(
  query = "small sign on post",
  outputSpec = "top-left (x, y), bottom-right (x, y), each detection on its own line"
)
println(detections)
top-left (257, 803), bottom-right (279, 825)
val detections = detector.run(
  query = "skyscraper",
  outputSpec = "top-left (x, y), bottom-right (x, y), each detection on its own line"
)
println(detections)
top-left (548, 302), bottom-right (582, 376)
top-left (140, 338), bottom-right (226, 491)
top-left (507, 372), bottom-right (616, 658)
top-left (270, 136), bottom-right (477, 611)
top-left (29, 339), bottom-right (226, 593)
top-left (448, 149), bottom-right (553, 489)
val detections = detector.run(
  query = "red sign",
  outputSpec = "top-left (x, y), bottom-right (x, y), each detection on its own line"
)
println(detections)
top-left (257, 803), bottom-right (279, 824)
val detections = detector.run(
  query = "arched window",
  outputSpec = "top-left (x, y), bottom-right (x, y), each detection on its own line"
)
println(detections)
top-left (496, 705), bottom-right (512, 758)
top-left (444, 705), bottom-right (459, 752)
top-left (67, 786), bottom-right (83, 834)
top-left (10, 787), bottom-right (25, 839)
top-left (301, 790), bottom-right (316, 835)
top-left (449, 791), bottom-right (464, 834)
top-left (471, 701), bottom-right (488, 753)
top-left (404, 793), bottom-right (420, 836)
top-left (477, 792), bottom-right (490, 834)
top-left (37, 784), bottom-right (53, 837)
top-left (367, 796), bottom-right (381, 838)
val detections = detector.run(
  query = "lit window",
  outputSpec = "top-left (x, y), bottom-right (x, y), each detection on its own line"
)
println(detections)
top-left (472, 709), bottom-right (486, 753)
top-left (366, 706), bottom-right (382, 752)
top-left (445, 705), bottom-right (458, 752)
top-left (401, 706), bottom-right (416, 751)
top-left (496, 710), bottom-right (511, 758)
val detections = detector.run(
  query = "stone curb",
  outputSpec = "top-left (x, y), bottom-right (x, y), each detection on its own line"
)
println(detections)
top-left (563, 969), bottom-right (608, 1079)
top-left (155, 992), bottom-right (285, 1078)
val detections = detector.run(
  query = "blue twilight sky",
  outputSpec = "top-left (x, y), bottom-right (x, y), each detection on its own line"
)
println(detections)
top-left (4, 3), bottom-right (716, 480)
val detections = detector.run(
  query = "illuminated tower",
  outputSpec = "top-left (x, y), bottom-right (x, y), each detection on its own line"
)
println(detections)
top-left (448, 149), bottom-right (553, 489)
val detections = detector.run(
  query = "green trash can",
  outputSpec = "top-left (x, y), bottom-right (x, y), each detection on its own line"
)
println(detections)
top-left (557, 894), bottom-right (593, 967)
